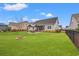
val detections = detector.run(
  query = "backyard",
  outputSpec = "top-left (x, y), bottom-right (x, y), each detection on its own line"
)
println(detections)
top-left (0, 32), bottom-right (79, 56)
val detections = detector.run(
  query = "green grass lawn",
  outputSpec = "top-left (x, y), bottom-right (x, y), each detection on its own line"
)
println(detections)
top-left (0, 32), bottom-right (79, 56)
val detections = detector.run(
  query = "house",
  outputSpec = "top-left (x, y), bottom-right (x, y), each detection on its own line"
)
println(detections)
top-left (9, 21), bottom-right (29, 31)
top-left (0, 23), bottom-right (8, 32)
top-left (70, 14), bottom-right (79, 30)
top-left (9, 17), bottom-right (60, 32)
top-left (27, 17), bottom-right (60, 32)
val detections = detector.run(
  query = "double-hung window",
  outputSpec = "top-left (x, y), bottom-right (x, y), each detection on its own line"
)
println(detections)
top-left (48, 26), bottom-right (51, 29)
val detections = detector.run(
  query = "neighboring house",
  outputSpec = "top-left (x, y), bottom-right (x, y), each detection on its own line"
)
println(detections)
top-left (27, 17), bottom-right (60, 31)
top-left (70, 14), bottom-right (79, 30)
top-left (9, 17), bottom-right (60, 31)
top-left (9, 21), bottom-right (29, 31)
top-left (0, 23), bottom-right (8, 32)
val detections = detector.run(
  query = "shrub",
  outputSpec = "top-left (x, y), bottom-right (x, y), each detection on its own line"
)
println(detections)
top-left (44, 30), bottom-right (61, 33)
top-left (55, 29), bottom-right (61, 33)
top-left (0, 27), bottom-right (11, 32)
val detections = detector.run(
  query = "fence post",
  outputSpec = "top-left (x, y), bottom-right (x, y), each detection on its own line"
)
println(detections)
top-left (72, 30), bottom-right (74, 43)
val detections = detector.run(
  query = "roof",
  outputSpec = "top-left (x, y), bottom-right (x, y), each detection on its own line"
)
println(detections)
top-left (0, 23), bottom-right (7, 26)
top-left (9, 21), bottom-right (29, 26)
top-left (34, 17), bottom-right (58, 25)
top-left (9, 17), bottom-right (58, 26)
top-left (19, 21), bottom-right (28, 23)
top-left (72, 13), bottom-right (79, 21)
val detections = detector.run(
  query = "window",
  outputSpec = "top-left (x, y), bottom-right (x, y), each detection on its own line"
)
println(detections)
top-left (48, 26), bottom-right (51, 29)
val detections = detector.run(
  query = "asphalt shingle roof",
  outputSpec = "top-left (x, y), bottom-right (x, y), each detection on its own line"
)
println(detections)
top-left (72, 14), bottom-right (79, 21)
top-left (9, 17), bottom-right (58, 26)
top-left (34, 17), bottom-right (58, 25)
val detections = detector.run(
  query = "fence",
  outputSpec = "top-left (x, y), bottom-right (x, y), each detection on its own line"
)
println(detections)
top-left (65, 30), bottom-right (79, 48)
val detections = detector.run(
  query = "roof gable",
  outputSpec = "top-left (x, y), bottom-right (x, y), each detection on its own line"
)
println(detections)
top-left (34, 17), bottom-right (58, 25)
top-left (72, 14), bottom-right (79, 22)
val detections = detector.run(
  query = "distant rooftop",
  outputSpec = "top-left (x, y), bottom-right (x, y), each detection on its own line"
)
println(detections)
top-left (9, 21), bottom-right (29, 25)
top-left (0, 23), bottom-right (7, 25)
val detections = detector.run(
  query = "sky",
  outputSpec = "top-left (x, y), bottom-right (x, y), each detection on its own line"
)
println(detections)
top-left (0, 3), bottom-right (79, 27)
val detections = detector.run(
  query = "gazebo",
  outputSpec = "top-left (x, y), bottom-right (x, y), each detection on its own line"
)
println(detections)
top-left (27, 24), bottom-right (36, 32)
top-left (27, 24), bottom-right (44, 32)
